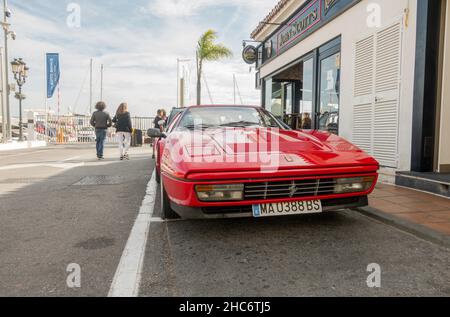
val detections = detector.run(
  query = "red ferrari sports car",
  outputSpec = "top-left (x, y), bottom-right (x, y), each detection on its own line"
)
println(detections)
top-left (148, 105), bottom-right (379, 220)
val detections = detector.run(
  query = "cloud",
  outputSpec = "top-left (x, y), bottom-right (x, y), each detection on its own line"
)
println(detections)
top-left (144, 0), bottom-right (203, 17)
top-left (145, 0), bottom-right (275, 18)
top-left (7, 0), bottom-right (276, 117)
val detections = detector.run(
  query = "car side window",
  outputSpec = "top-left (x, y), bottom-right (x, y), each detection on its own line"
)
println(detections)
top-left (167, 112), bottom-right (182, 133)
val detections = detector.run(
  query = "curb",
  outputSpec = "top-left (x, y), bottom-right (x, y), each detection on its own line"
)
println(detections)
top-left (358, 206), bottom-right (450, 249)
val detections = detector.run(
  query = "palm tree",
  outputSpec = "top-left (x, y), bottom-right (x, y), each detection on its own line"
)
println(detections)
top-left (196, 30), bottom-right (233, 105)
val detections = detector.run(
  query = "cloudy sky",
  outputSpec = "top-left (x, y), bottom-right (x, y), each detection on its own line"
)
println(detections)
top-left (8, 0), bottom-right (277, 117)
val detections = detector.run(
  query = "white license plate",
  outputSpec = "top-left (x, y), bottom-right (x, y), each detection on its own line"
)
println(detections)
top-left (253, 200), bottom-right (322, 218)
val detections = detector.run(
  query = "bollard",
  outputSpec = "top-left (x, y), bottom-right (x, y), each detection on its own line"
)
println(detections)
top-left (26, 111), bottom-right (36, 142)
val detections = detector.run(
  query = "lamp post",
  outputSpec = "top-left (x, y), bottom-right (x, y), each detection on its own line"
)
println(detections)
top-left (1, 0), bottom-right (16, 142)
top-left (11, 58), bottom-right (28, 142)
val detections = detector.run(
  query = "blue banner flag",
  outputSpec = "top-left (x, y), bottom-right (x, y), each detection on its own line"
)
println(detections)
top-left (46, 53), bottom-right (60, 98)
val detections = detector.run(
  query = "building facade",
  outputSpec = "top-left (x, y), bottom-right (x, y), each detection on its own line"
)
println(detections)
top-left (251, 0), bottom-right (450, 187)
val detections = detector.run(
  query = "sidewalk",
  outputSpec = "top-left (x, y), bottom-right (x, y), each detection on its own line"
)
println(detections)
top-left (361, 183), bottom-right (450, 247)
top-left (0, 141), bottom-right (47, 152)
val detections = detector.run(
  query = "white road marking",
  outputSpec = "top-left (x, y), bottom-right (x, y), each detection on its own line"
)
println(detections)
top-left (150, 217), bottom-right (184, 223)
top-left (108, 172), bottom-right (158, 297)
top-left (150, 217), bottom-right (165, 223)
top-left (61, 156), bottom-right (81, 162)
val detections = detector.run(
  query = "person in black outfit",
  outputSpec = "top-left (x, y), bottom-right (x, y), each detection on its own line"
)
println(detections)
top-left (153, 109), bottom-right (167, 132)
top-left (112, 103), bottom-right (133, 160)
top-left (90, 101), bottom-right (112, 160)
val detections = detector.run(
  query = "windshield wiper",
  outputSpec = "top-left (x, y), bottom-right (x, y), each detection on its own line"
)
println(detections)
top-left (183, 124), bottom-right (218, 130)
top-left (220, 121), bottom-right (260, 128)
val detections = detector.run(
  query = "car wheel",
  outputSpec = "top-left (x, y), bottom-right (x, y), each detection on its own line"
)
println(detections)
top-left (161, 179), bottom-right (180, 220)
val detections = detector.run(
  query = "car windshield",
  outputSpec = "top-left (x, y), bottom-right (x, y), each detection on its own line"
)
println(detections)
top-left (178, 107), bottom-right (285, 129)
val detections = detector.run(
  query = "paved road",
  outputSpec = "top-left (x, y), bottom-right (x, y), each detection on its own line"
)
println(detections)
top-left (0, 145), bottom-right (153, 296)
top-left (142, 202), bottom-right (450, 297)
top-left (0, 146), bottom-right (449, 297)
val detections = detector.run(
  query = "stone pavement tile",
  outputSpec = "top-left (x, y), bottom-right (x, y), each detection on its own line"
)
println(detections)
top-left (375, 183), bottom-right (394, 190)
top-left (369, 184), bottom-right (450, 239)
top-left (367, 183), bottom-right (450, 239)
top-left (427, 197), bottom-right (450, 208)
top-left (424, 222), bottom-right (450, 235)
top-left (382, 195), bottom-right (431, 205)
top-left (430, 212), bottom-right (450, 222)
top-left (371, 189), bottom-right (399, 198)
top-left (396, 211), bottom-right (450, 224)
top-left (398, 202), bottom-right (449, 212)
top-left (369, 198), bottom-right (414, 214)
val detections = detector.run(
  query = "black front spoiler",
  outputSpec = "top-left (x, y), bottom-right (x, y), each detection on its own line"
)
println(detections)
top-left (170, 196), bottom-right (369, 219)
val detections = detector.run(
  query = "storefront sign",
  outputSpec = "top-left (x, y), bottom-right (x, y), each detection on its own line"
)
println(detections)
top-left (277, 0), bottom-right (321, 51)
top-left (242, 45), bottom-right (257, 64)
top-left (258, 0), bottom-right (360, 67)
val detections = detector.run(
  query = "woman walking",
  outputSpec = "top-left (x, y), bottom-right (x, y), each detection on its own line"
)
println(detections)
top-left (90, 101), bottom-right (112, 160)
top-left (113, 103), bottom-right (133, 161)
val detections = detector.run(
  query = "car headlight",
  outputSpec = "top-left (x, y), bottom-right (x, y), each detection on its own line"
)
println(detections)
top-left (196, 184), bottom-right (244, 202)
top-left (334, 176), bottom-right (375, 194)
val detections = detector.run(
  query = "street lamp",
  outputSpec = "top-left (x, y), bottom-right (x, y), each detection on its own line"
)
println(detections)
top-left (11, 58), bottom-right (28, 142)
top-left (1, 0), bottom-right (16, 142)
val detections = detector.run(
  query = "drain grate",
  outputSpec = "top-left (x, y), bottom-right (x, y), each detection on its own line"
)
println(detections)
top-left (72, 176), bottom-right (124, 186)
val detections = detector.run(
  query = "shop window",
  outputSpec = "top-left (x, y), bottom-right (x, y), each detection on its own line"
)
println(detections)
top-left (318, 52), bottom-right (341, 134)
top-left (285, 84), bottom-right (293, 116)
top-left (264, 78), bottom-right (284, 119)
top-left (264, 78), bottom-right (273, 112)
top-left (299, 58), bottom-right (314, 129)
top-left (262, 37), bottom-right (341, 133)
top-left (271, 82), bottom-right (283, 119)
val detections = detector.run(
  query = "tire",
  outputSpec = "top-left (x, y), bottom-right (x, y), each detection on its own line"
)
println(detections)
top-left (161, 180), bottom-right (180, 220)
top-left (155, 170), bottom-right (161, 184)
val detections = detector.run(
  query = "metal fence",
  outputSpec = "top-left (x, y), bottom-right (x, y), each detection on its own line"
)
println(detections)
top-left (34, 115), bottom-right (154, 144)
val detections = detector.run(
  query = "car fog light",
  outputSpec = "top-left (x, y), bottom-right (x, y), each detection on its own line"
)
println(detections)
top-left (334, 176), bottom-right (375, 194)
top-left (196, 184), bottom-right (244, 202)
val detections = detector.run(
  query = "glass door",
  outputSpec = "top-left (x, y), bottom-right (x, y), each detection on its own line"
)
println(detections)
top-left (318, 51), bottom-right (341, 134)
top-left (299, 57), bottom-right (314, 129)
top-left (284, 83), bottom-right (293, 117)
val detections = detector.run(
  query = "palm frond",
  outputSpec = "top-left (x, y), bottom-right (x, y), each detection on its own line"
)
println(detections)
top-left (197, 29), bottom-right (232, 61)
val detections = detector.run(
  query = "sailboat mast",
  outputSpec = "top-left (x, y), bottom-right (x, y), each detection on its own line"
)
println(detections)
top-left (89, 58), bottom-right (93, 114)
top-left (100, 64), bottom-right (104, 101)
top-left (233, 74), bottom-right (236, 105)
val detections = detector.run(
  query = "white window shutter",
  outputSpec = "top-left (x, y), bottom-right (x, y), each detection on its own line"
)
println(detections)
top-left (352, 22), bottom-right (402, 168)
top-left (353, 35), bottom-right (375, 155)
top-left (373, 22), bottom-right (402, 168)
top-left (354, 35), bottom-right (375, 97)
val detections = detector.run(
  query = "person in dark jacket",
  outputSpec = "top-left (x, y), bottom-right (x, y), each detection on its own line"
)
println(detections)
top-left (90, 101), bottom-right (112, 160)
top-left (112, 103), bottom-right (133, 160)
top-left (153, 109), bottom-right (164, 131)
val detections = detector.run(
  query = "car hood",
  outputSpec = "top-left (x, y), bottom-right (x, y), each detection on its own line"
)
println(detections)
top-left (164, 128), bottom-right (379, 177)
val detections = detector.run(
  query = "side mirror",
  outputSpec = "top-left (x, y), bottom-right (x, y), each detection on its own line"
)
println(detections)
top-left (147, 128), bottom-right (166, 138)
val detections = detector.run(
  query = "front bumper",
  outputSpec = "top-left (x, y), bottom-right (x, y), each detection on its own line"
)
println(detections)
top-left (170, 196), bottom-right (369, 219)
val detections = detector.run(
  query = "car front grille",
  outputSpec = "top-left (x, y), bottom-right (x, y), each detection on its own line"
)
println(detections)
top-left (244, 179), bottom-right (337, 201)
